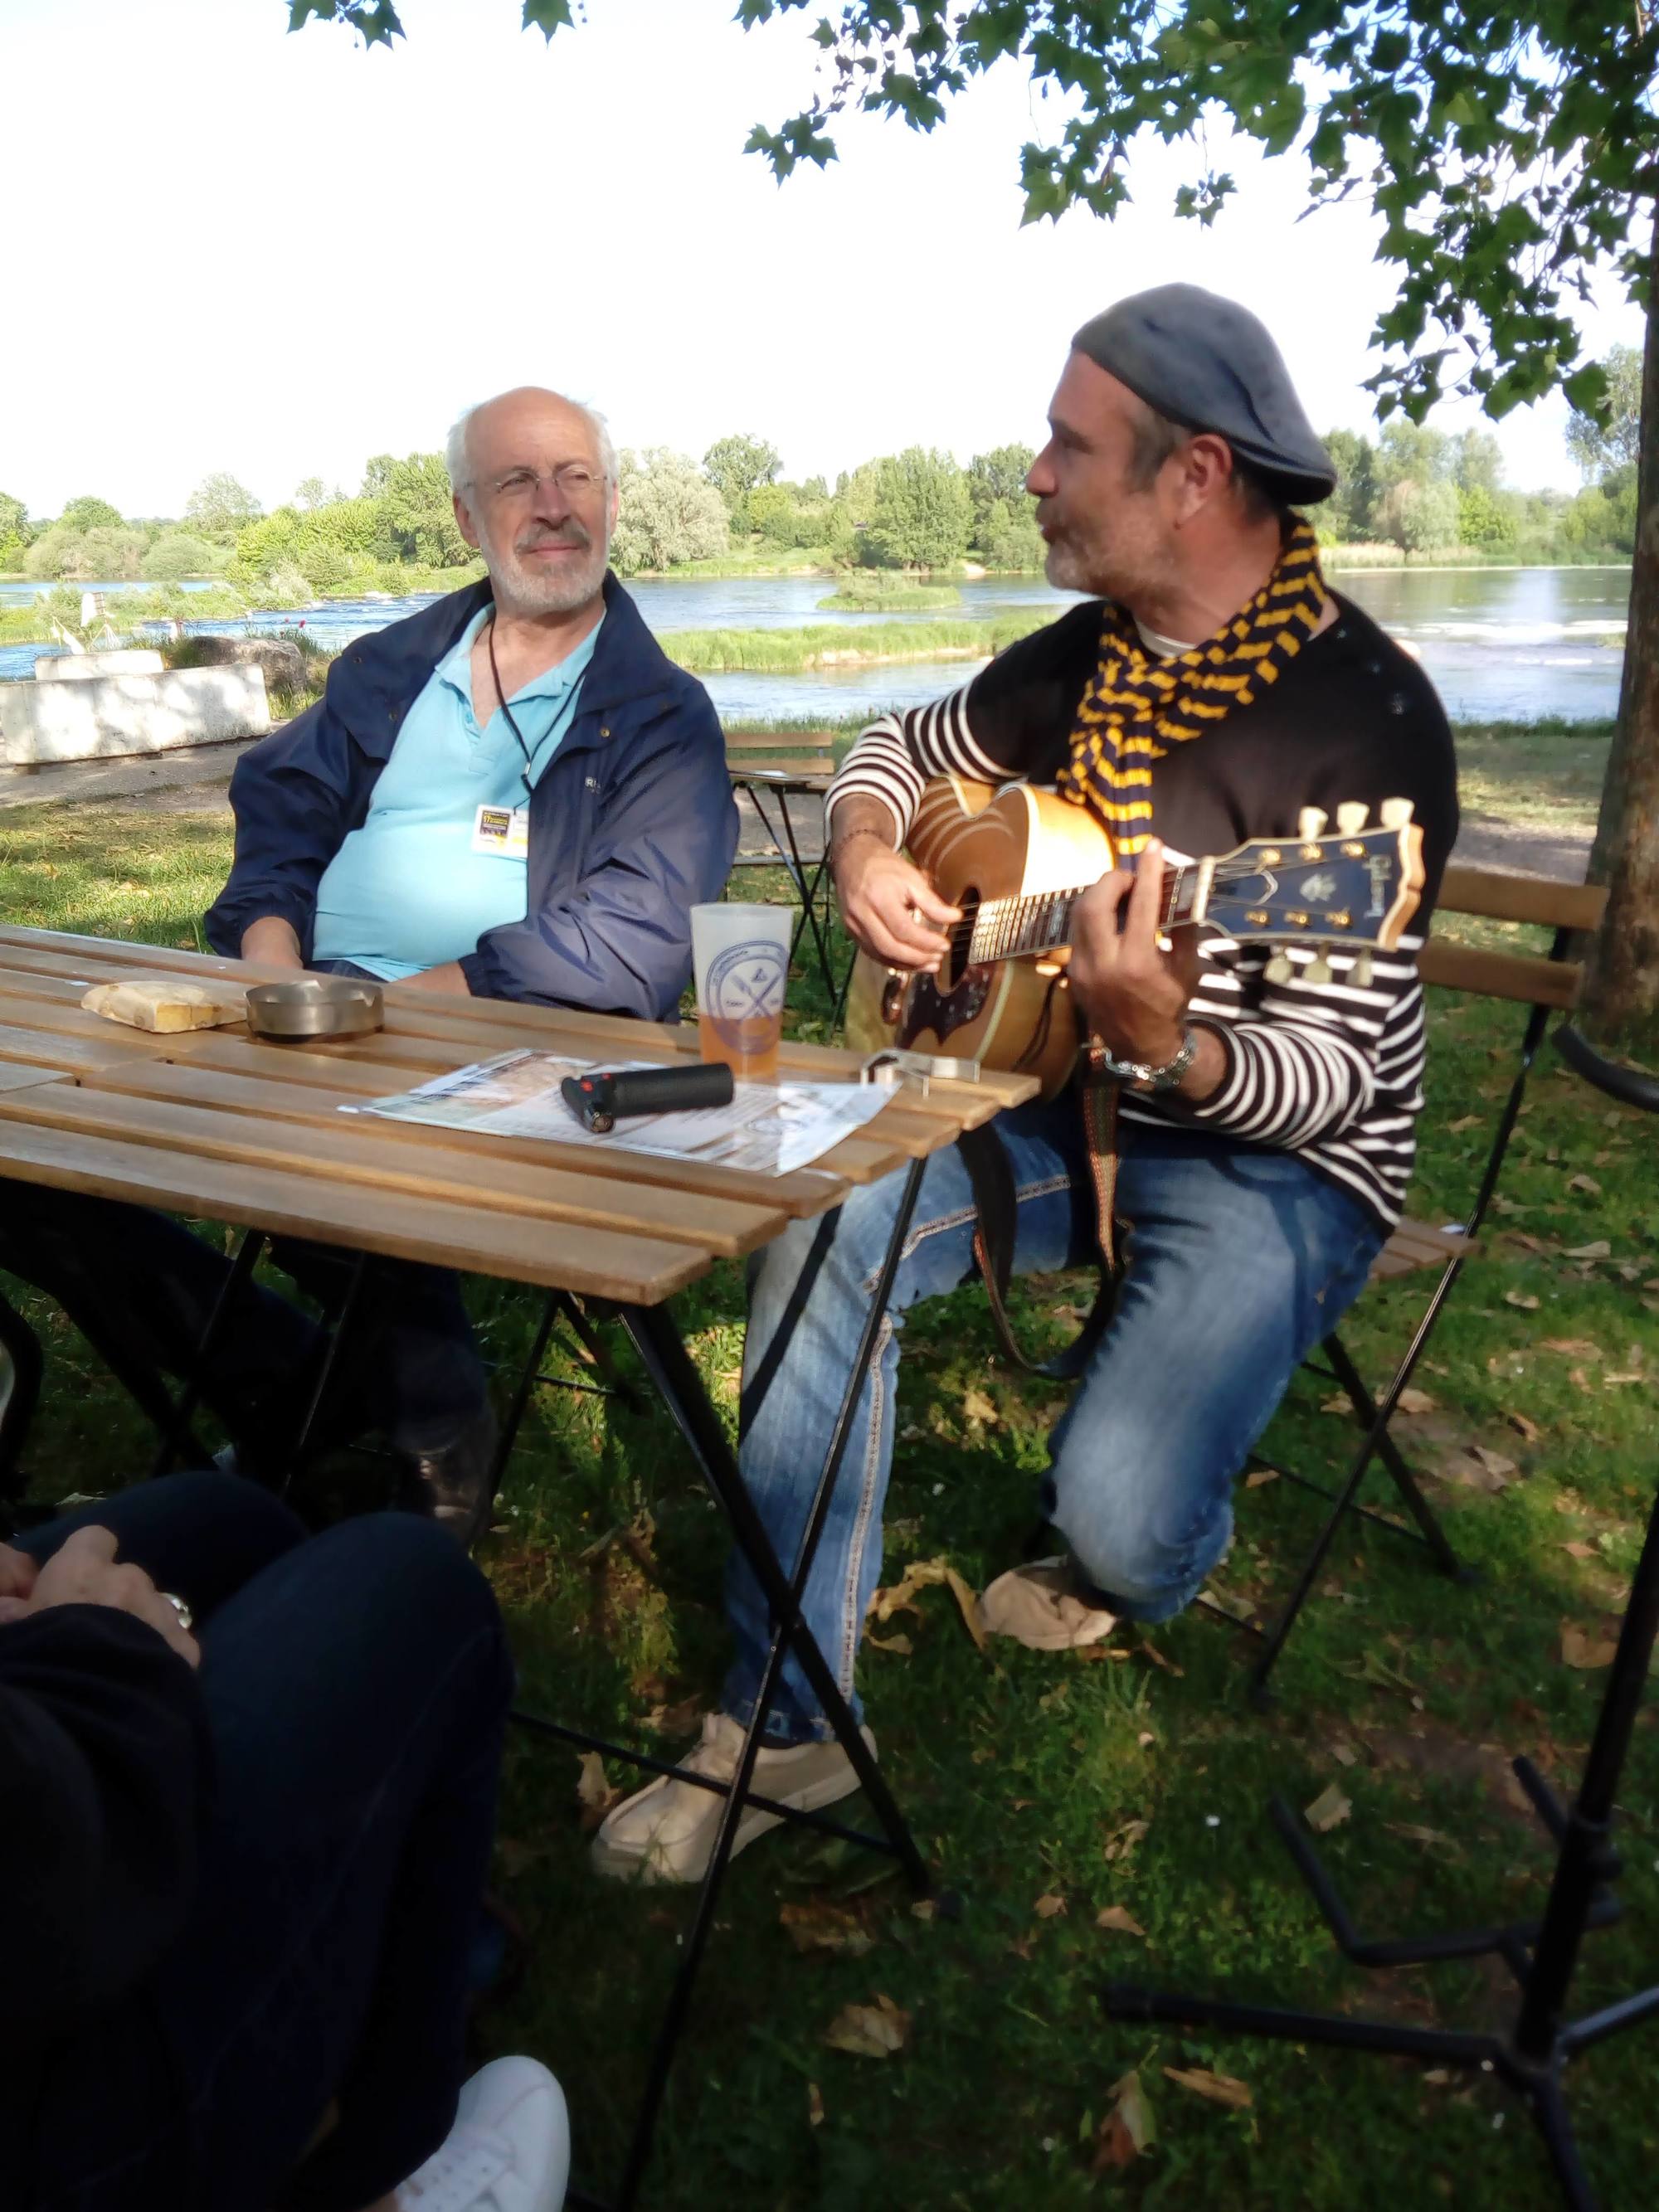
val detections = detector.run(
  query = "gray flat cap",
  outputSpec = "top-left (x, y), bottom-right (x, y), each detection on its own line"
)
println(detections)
top-left (1073, 284), bottom-right (1336, 503)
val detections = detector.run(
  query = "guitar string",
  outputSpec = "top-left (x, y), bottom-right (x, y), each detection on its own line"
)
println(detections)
top-left (953, 851), bottom-right (1374, 964)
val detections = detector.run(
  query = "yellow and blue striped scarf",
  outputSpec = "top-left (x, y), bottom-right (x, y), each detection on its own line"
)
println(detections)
top-left (1057, 515), bottom-right (1329, 855)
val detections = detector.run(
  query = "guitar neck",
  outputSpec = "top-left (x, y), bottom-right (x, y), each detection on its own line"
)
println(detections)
top-left (966, 860), bottom-right (1203, 965)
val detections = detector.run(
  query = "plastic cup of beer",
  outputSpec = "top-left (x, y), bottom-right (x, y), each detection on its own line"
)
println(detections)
top-left (690, 902), bottom-right (794, 1083)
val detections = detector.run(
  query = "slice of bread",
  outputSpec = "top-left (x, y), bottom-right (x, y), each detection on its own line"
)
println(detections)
top-left (81, 976), bottom-right (248, 1033)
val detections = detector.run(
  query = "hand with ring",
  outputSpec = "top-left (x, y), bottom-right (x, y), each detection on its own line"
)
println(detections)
top-left (0, 1524), bottom-right (201, 1668)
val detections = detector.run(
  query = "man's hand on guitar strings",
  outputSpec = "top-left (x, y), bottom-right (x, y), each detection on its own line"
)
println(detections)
top-left (833, 830), bottom-right (963, 972)
top-left (1069, 839), bottom-right (1209, 1071)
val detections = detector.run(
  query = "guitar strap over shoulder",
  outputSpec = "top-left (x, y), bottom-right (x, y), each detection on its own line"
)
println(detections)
top-left (961, 1044), bottom-right (1121, 1381)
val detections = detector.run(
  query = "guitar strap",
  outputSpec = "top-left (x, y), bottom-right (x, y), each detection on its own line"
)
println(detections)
top-left (961, 1043), bottom-right (1121, 1381)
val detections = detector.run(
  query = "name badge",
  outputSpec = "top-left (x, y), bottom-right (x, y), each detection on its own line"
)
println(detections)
top-left (471, 804), bottom-right (530, 858)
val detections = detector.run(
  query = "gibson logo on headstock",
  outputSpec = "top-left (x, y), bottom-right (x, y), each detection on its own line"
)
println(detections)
top-left (1365, 855), bottom-right (1392, 916)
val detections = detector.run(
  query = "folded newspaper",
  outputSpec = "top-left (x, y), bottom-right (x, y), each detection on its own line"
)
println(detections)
top-left (348, 1051), bottom-right (891, 1177)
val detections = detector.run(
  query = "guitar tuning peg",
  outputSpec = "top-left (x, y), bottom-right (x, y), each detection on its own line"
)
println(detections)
top-left (1379, 796), bottom-right (1414, 829)
top-left (1297, 806), bottom-right (1328, 841)
top-left (1264, 951), bottom-right (1294, 985)
top-left (1350, 950), bottom-right (1374, 989)
top-left (1335, 802), bottom-right (1368, 835)
top-left (1305, 955), bottom-right (1332, 985)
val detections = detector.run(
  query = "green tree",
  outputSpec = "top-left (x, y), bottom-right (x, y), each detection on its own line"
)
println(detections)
top-left (864, 447), bottom-right (971, 570)
top-left (1455, 484), bottom-right (1519, 552)
top-left (1379, 477), bottom-right (1461, 553)
top-left (372, 453), bottom-right (472, 566)
top-left (1567, 343), bottom-right (1643, 480)
top-left (978, 495), bottom-right (1045, 571)
top-left (0, 491), bottom-right (30, 547)
top-left (1375, 421), bottom-right (1449, 493)
top-left (703, 434), bottom-right (782, 523)
top-left (58, 495), bottom-right (124, 531)
top-left (185, 474), bottom-right (262, 541)
top-left (294, 1), bottom-right (1659, 1036)
top-left (610, 450), bottom-right (731, 574)
top-left (1447, 429), bottom-right (1505, 496)
top-left (966, 444), bottom-right (1036, 544)
top-left (1320, 430), bottom-right (1380, 543)
top-left (141, 529), bottom-right (229, 581)
top-left (294, 476), bottom-right (335, 510)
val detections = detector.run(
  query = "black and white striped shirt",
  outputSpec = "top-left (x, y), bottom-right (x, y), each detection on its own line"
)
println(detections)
top-left (828, 595), bottom-right (1459, 1232)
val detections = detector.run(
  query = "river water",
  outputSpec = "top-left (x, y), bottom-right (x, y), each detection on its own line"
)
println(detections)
top-left (0, 565), bottom-right (1627, 723)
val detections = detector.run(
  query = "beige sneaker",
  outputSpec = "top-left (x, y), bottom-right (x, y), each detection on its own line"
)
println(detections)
top-left (977, 1556), bottom-right (1118, 1650)
top-left (591, 1711), bottom-right (876, 1884)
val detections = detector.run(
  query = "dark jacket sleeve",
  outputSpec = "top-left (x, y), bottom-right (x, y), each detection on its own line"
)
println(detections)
top-left (0, 1607), bottom-right (211, 2056)
top-left (203, 698), bottom-right (361, 961)
top-left (459, 683), bottom-right (740, 1018)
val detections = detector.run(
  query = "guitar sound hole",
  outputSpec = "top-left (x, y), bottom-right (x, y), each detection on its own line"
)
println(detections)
top-left (946, 887), bottom-right (980, 989)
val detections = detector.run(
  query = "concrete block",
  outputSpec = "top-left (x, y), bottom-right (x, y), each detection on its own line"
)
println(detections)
top-left (0, 666), bottom-right (270, 766)
top-left (36, 649), bottom-right (167, 683)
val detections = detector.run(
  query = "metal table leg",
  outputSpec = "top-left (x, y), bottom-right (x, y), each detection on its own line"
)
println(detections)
top-left (526, 1155), bottom-right (934, 2210)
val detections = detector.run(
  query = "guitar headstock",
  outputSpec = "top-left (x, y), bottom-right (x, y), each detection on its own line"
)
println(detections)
top-left (1193, 800), bottom-right (1425, 976)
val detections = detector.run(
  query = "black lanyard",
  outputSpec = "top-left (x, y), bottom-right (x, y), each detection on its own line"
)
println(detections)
top-left (486, 616), bottom-right (541, 802)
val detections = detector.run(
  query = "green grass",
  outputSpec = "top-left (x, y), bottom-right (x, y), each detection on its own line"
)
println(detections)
top-left (2, 795), bottom-right (1656, 2209)
top-left (816, 578), bottom-right (965, 612)
top-left (659, 614), bottom-right (1052, 673)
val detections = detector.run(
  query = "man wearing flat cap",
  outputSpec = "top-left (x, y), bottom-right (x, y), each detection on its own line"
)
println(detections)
top-left (593, 287), bottom-right (1458, 1884)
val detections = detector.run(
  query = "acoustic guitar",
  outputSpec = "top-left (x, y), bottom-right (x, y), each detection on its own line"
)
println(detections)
top-left (844, 775), bottom-right (1425, 1098)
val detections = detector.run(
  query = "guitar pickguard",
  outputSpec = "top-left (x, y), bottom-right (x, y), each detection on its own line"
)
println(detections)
top-left (900, 964), bottom-right (994, 1048)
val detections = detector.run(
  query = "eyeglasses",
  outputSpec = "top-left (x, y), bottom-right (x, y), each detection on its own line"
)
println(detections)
top-left (475, 464), bottom-right (607, 503)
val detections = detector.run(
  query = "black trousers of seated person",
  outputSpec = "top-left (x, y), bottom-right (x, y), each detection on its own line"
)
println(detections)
top-left (15, 1471), bottom-right (513, 2212)
top-left (0, 1179), bottom-right (489, 1463)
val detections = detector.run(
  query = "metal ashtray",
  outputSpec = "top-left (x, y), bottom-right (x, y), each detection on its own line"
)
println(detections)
top-left (246, 975), bottom-right (385, 1041)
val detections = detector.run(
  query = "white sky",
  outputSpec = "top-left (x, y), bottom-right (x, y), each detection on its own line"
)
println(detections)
top-left (3, 0), bottom-right (1642, 520)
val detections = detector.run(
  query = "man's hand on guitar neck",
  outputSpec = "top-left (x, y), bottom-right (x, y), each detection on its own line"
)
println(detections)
top-left (830, 800), bottom-right (963, 970)
top-left (1069, 840), bottom-right (1226, 1102)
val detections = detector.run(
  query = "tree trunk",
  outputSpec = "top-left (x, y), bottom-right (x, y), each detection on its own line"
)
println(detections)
top-left (1583, 210), bottom-right (1659, 1047)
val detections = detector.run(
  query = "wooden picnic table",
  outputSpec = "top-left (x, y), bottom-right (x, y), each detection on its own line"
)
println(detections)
top-left (0, 924), bottom-right (1035, 1308)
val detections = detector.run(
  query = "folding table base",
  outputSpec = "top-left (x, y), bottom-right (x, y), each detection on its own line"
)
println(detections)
top-left (513, 1155), bottom-right (937, 2211)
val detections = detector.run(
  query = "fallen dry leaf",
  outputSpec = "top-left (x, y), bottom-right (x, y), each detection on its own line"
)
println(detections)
top-left (869, 1555), bottom-right (987, 1654)
top-left (1034, 1891), bottom-right (1068, 1919)
top-left (1446, 1113), bottom-right (1482, 1134)
top-left (1567, 1174), bottom-right (1603, 1197)
top-left (576, 1752), bottom-right (624, 1833)
top-left (1095, 1903), bottom-right (1147, 1937)
top-left (1562, 1625), bottom-right (1618, 1670)
top-left (1244, 1466), bottom-right (1279, 1489)
top-left (1563, 1240), bottom-right (1613, 1261)
top-left (1304, 1782), bottom-right (1353, 1833)
top-left (780, 1901), bottom-right (874, 1957)
top-left (1092, 2070), bottom-right (1156, 2171)
top-left (961, 1384), bottom-right (1000, 1427)
top-left (1603, 1371), bottom-right (1647, 1387)
top-left (1388, 1822), bottom-right (1457, 1849)
top-left (807, 2081), bottom-right (825, 2129)
top-left (1397, 1386), bottom-right (1438, 1414)
top-left (866, 1631), bottom-right (913, 1656)
top-left (1164, 2064), bottom-right (1253, 2111)
top-left (1137, 1637), bottom-right (1185, 1675)
top-left (1438, 1445), bottom-right (1516, 1493)
top-left (1504, 1291), bottom-right (1541, 1311)
top-left (823, 1994), bottom-right (911, 2059)
top-left (1563, 1540), bottom-right (1598, 1561)
top-left (1319, 1391), bottom-right (1351, 1415)
top-left (1506, 1410), bottom-right (1542, 1442)
top-left (1104, 1817), bottom-right (1151, 1864)
top-left (1542, 1337), bottom-right (1602, 1358)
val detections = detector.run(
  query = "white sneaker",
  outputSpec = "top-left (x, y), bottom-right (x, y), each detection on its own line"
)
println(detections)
top-left (591, 1711), bottom-right (876, 1885)
top-left (394, 2056), bottom-right (570, 2212)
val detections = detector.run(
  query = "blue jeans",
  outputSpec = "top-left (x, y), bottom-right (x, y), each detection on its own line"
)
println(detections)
top-left (727, 1100), bottom-right (1384, 1743)
top-left (15, 1472), bottom-right (513, 2212)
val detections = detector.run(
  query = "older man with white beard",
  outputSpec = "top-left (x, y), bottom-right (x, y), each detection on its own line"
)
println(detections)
top-left (0, 389), bottom-right (736, 1544)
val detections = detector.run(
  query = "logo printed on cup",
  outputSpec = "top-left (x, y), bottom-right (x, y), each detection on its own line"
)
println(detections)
top-left (706, 940), bottom-right (788, 1023)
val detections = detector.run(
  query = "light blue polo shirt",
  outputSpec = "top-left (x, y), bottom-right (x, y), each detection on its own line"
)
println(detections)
top-left (312, 608), bottom-right (603, 979)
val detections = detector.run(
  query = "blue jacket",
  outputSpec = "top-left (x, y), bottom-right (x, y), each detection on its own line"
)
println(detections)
top-left (206, 575), bottom-right (737, 1018)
